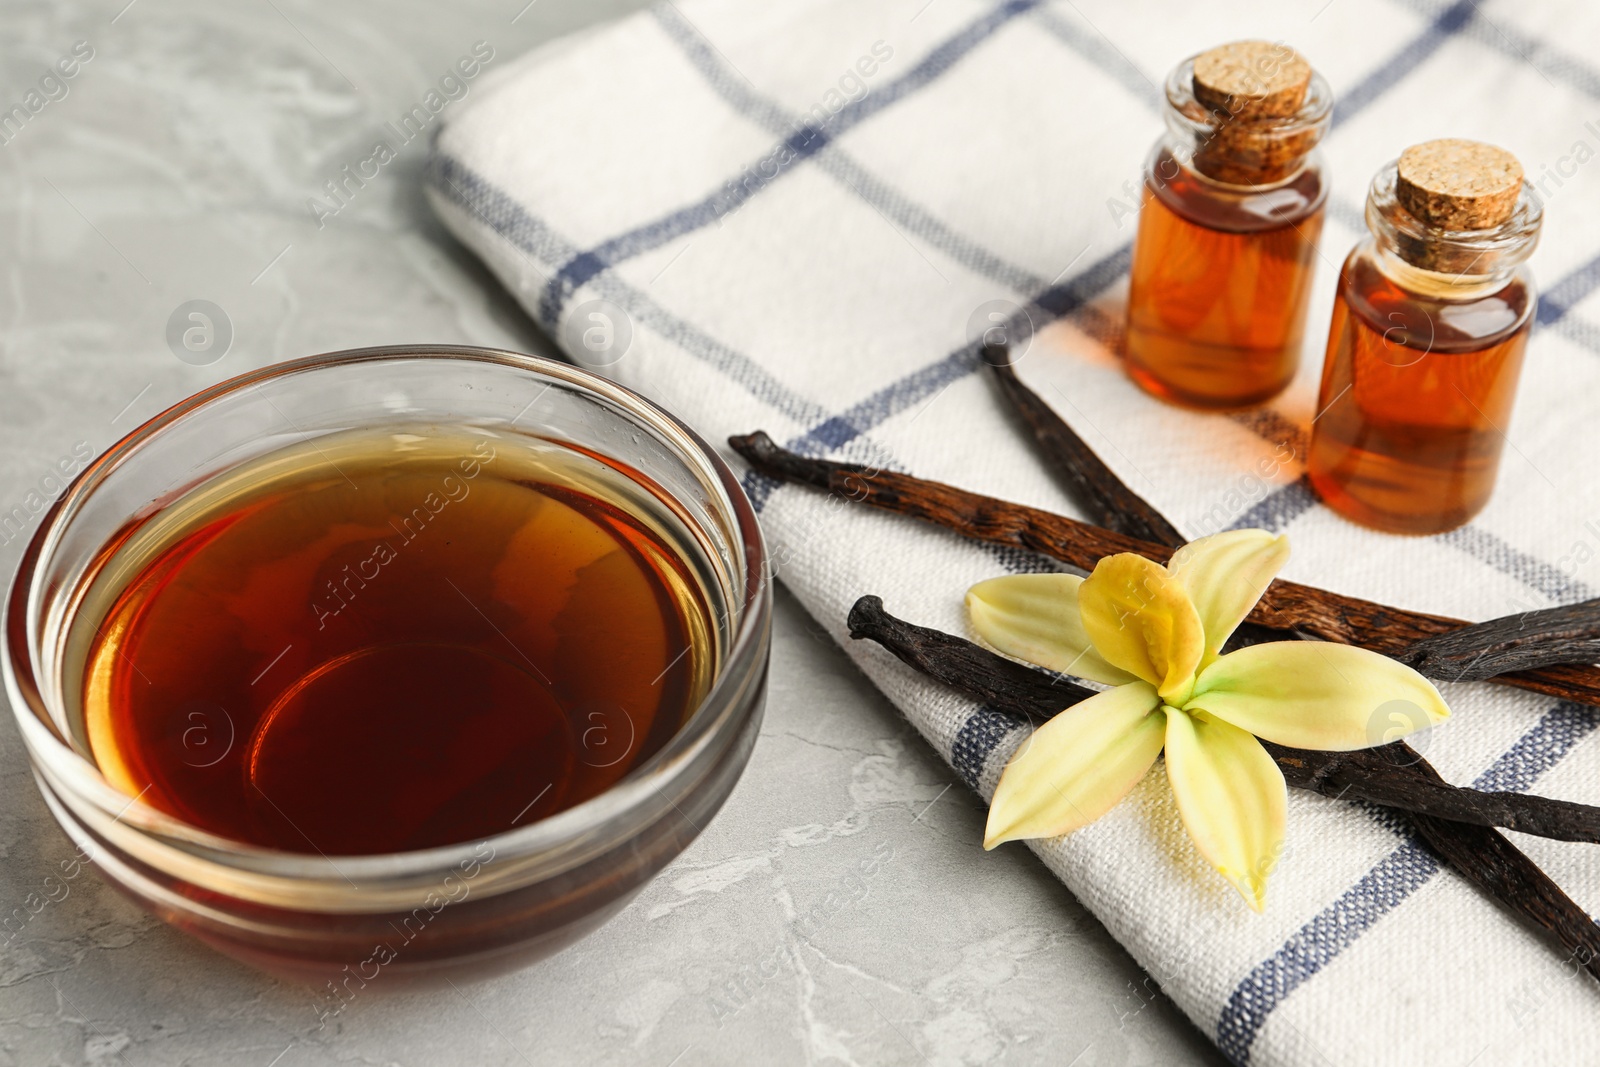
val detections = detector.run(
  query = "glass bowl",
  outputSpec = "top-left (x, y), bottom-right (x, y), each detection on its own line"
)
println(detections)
top-left (2, 345), bottom-right (770, 990)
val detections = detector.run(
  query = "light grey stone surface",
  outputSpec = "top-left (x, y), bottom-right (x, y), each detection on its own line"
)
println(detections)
top-left (0, 2), bottom-right (1226, 1063)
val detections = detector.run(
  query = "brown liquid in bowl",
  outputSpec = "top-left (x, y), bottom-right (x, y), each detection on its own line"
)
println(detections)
top-left (81, 431), bottom-right (714, 855)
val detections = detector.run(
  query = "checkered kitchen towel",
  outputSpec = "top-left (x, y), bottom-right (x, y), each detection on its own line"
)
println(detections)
top-left (426, 1), bottom-right (1600, 1062)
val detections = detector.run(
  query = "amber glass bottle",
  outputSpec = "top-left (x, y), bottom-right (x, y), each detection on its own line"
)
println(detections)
top-left (1126, 41), bottom-right (1332, 409)
top-left (1307, 139), bottom-right (1542, 535)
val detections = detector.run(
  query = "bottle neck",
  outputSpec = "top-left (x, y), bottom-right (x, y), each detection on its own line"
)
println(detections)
top-left (1369, 243), bottom-right (1518, 301)
top-left (1363, 160), bottom-right (1542, 292)
top-left (1159, 134), bottom-right (1315, 193)
top-left (1159, 55), bottom-right (1332, 188)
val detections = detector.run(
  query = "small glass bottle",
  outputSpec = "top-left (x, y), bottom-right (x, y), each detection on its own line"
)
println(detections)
top-left (1125, 41), bottom-right (1333, 409)
top-left (1307, 139), bottom-right (1542, 535)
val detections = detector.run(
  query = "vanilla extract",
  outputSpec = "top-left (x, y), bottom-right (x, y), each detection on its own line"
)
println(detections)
top-left (76, 429), bottom-right (716, 855)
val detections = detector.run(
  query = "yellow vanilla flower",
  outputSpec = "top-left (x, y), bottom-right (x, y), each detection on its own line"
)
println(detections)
top-left (966, 529), bottom-right (1449, 911)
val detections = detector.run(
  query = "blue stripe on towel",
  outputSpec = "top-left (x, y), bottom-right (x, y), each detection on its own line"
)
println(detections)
top-left (538, 0), bottom-right (1047, 324)
top-left (429, 155), bottom-right (835, 429)
top-left (1215, 842), bottom-right (1441, 1064)
top-left (1332, 0), bottom-right (1474, 126)
top-left (1387, 0), bottom-right (1600, 100)
top-left (1030, 5), bottom-right (1161, 108)
top-left (1440, 526), bottom-right (1596, 606)
top-left (652, 3), bottom-right (1049, 297)
top-left (952, 708), bottom-right (1028, 791)
top-left (808, 244), bottom-right (1135, 444)
top-left (1225, 477), bottom-right (1320, 534)
top-left (1475, 702), bottom-right (1600, 793)
top-left (1219, 474), bottom-right (1594, 602)
top-left (1538, 251), bottom-right (1600, 327)
top-left (1216, 701), bottom-right (1600, 1063)
top-left (743, 242), bottom-right (1135, 511)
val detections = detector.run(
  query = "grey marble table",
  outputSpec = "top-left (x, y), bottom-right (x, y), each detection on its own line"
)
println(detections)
top-left (0, 3), bottom-right (1225, 1063)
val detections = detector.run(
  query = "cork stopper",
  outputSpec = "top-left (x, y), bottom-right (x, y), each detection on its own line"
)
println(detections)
top-left (1192, 41), bottom-right (1312, 119)
top-left (1394, 139), bottom-right (1523, 231)
top-left (1185, 41), bottom-right (1321, 185)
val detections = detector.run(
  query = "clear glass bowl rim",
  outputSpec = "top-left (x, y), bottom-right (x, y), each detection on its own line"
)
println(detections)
top-left (2, 344), bottom-right (771, 906)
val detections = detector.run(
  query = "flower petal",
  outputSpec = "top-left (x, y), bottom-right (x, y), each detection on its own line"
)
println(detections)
top-left (1166, 529), bottom-right (1291, 669)
top-left (966, 574), bottom-right (1140, 686)
top-left (1187, 641), bottom-right (1450, 751)
top-left (1078, 553), bottom-right (1205, 701)
top-left (1164, 707), bottom-right (1286, 912)
top-left (984, 682), bottom-right (1165, 849)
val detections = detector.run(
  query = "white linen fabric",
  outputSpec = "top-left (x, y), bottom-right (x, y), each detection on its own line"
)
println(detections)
top-left (426, 2), bottom-right (1600, 1062)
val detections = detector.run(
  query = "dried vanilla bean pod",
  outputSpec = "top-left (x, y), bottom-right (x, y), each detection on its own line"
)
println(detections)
top-left (1394, 599), bottom-right (1600, 681)
top-left (982, 348), bottom-right (1292, 651)
top-left (731, 432), bottom-right (1600, 707)
top-left (983, 342), bottom-right (1184, 546)
top-left (929, 367), bottom-right (1600, 837)
top-left (845, 596), bottom-right (1600, 844)
top-left (976, 363), bottom-right (1600, 679)
top-left (846, 596), bottom-right (1600, 978)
